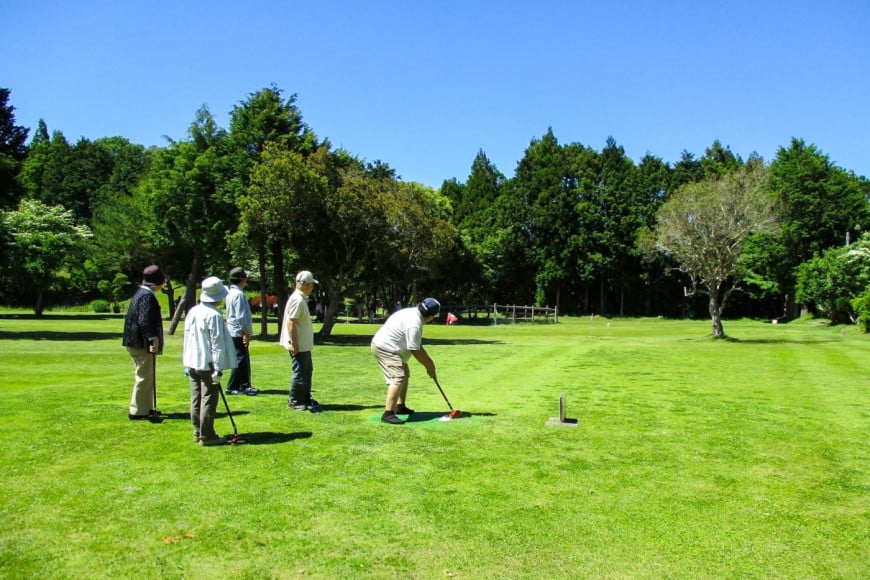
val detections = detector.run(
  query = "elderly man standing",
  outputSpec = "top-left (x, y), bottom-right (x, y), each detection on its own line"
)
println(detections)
top-left (122, 264), bottom-right (167, 423)
top-left (183, 276), bottom-right (237, 446)
top-left (224, 267), bottom-right (257, 396)
top-left (280, 270), bottom-right (320, 411)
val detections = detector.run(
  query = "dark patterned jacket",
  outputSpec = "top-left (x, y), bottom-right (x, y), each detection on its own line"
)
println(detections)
top-left (122, 286), bottom-right (164, 353)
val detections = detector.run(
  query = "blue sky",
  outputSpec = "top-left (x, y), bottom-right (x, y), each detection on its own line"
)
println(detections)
top-left (3, 0), bottom-right (869, 187)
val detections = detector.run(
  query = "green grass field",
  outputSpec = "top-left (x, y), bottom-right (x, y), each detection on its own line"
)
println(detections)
top-left (0, 313), bottom-right (867, 578)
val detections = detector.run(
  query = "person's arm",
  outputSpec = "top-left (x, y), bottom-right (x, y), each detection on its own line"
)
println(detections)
top-left (208, 314), bottom-right (227, 375)
top-left (411, 347), bottom-right (436, 378)
top-left (287, 317), bottom-right (299, 356)
top-left (242, 294), bottom-right (254, 344)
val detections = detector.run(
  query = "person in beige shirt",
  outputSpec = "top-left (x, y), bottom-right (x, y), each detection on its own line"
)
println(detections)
top-left (280, 270), bottom-right (319, 411)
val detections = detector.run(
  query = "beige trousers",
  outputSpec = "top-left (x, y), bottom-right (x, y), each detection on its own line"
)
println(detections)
top-left (126, 346), bottom-right (156, 416)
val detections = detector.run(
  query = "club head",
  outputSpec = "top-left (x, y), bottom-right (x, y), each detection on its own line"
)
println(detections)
top-left (448, 409), bottom-right (462, 419)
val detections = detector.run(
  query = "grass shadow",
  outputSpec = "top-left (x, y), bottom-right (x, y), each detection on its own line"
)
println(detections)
top-left (320, 403), bottom-right (383, 412)
top-left (236, 431), bottom-right (313, 445)
top-left (217, 410), bottom-right (250, 418)
top-left (403, 410), bottom-right (497, 422)
top-left (254, 389), bottom-right (289, 396)
top-left (154, 411), bottom-right (253, 421)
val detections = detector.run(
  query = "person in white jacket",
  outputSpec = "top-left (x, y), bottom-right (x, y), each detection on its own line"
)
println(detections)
top-left (183, 276), bottom-right (237, 446)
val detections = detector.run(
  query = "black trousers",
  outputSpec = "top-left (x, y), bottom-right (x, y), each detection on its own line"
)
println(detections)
top-left (227, 336), bottom-right (251, 391)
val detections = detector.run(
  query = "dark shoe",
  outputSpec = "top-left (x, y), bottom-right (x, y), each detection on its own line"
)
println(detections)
top-left (381, 411), bottom-right (405, 425)
top-left (199, 436), bottom-right (228, 446)
top-left (288, 403), bottom-right (307, 411)
top-left (309, 398), bottom-right (322, 412)
top-left (148, 414), bottom-right (164, 424)
top-left (150, 409), bottom-right (162, 417)
top-left (395, 404), bottom-right (415, 415)
top-left (244, 386), bottom-right (259, 396)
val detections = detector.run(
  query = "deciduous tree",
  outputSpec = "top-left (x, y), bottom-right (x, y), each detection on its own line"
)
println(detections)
top-left (2, 199), bottom-right (92, 315)
top-left (656, 163), bottom-right (777, 337)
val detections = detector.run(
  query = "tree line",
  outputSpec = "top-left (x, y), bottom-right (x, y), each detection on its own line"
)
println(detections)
top-left (1, 86), bottom-right (869, 337)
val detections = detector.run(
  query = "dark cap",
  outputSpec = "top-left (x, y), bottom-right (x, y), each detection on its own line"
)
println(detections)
top-left (229, 267), bottom-right (247, 280)
top-left (142, 265), bottom-right (167, 287)
top-left (418, 297), bottom-right (441, 317)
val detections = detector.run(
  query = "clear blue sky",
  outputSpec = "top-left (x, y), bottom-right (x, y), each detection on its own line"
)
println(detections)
top-left (3, 0), bottom-right (869, 187)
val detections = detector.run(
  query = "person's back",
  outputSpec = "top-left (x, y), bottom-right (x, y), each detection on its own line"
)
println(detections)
top-left (371, 307), bottom-right (424, 361)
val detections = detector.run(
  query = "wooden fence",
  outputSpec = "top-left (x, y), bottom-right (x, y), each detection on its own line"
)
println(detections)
top-left (441, 303), bottom-right (558, 324)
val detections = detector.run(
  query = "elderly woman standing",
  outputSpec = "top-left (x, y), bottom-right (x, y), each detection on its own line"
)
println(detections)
top-left (183, 276), bottom-right (237, 446)
top-left (122, 264), bottom-right (167, 423)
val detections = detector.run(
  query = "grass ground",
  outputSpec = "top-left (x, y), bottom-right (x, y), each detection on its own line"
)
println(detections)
top-left (0, 312), bottom-right (867, 578)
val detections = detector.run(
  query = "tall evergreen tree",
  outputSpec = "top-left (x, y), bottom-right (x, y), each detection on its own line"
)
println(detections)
top-left (513, 129), bottom-right (577, 309)
top-left (0, 88), bottom-right (29, 208)
top-left (765, 138), bottom-right (870, 314)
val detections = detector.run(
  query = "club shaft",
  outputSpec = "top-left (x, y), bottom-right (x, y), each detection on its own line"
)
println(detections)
top-left (217, 383), bottom-right (238, 436)
top-left (433, 377), bottom-right (454, 411)
top-left (152, 352), bottom-right (157, 409)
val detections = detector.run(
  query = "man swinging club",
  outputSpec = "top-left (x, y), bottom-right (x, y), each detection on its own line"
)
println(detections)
top-left (371, 297), bottom-right (440, 425)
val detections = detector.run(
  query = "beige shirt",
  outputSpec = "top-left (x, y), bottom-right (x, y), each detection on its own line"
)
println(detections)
top-left (279, 289), bottom-right (314, 353)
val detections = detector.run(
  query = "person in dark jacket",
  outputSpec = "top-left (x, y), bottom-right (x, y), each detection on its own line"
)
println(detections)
top-left (122, 265), bottom-right (167, 422)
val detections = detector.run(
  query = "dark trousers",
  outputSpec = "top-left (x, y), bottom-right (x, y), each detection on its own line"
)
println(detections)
top-left (227, 336), bottom-right (250, 391)
top-left (289, 350), bottom-right (314, 404)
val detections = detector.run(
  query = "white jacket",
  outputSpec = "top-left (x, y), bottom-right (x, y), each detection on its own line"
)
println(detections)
top-left (182, 303), bottom-right (238, 373)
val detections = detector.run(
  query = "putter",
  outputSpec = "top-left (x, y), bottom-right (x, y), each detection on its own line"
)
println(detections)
top-left (151, 350), bottom-right (160, 417)
top-left (433, 376), bottom-right (462, 420)
top-left (217, 382), bottom-right (245, 444)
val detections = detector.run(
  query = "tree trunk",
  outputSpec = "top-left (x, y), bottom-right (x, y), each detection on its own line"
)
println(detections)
top-left (168, 253), bottom-right (200, 335)
top-left (35, 291), bottom-right (44, 317)
top-left (318, 288), bottom-right (344, 339)
top-left (709, 289), bottom-right (725, 338)
top-left (272, 239), bottom-right (288, 326)
top-left (257, 241), bottom-right (269, 337)
top-left (164, 282), bottom-right (175, 317)
top-left (599, 276), bottom-right (607, 316)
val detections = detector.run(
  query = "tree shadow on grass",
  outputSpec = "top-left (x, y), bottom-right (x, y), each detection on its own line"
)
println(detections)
top-left (720, 336), bottom-right (839, 344)
top-left (0, 313), bottom-right (123, 321)
top-left (0, 330), bottom-right (122, 341)
top-left (317, 334), bottom-right (503, 347)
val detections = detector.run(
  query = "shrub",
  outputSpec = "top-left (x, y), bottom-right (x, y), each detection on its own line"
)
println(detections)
top-left (851, 286), bottom-right (870, 333)
top-left (90, 299), bottom-right (110, 313)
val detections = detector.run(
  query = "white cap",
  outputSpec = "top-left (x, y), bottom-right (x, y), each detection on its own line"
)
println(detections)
top-left (296, 270), bottom-right (319, 285)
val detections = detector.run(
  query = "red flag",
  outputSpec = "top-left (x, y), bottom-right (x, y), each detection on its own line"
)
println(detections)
top-left (446, 312), bottom-right (458, 325)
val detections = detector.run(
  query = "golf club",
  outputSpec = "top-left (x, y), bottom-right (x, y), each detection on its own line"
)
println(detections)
top-left (217, 382), bottom-right (245, 444)
top-left (151, 350), bottom-right (160, 417)
top-left (433, 376), bottom-right (462, 420)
